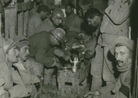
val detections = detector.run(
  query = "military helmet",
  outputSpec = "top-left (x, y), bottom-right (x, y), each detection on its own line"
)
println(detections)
top-left (52, 8), bottom-right (64, 18)
top-left (51, 28), bottom-right (66, 43)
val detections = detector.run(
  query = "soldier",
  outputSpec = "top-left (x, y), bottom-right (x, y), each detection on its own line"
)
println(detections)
top-left (63, 3), bottom-right (83, 40)
top-left (33, 8), bottom-right (64, 86)
top-left (35, 8), bottom-right (64, 33)
top-left (0, 37), bottom-right (34, 98)
top-left (13, 36), bottom-right (42, 97)
top-left (90, 0), bottom-right (133, 92)
top-left (27, 5), bottom-right (51, 37)
top-left (85, 36), bottom-right (134, 98)
top-left (29, 28), bottom-right (66, 85)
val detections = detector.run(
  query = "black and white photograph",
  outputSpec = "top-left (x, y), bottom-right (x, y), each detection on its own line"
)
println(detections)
top-left (0, 0), bottom-right (137, 98)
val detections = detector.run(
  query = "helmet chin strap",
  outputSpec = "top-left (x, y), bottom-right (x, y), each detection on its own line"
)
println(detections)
top-left (51, 32), bottom-right (60, 44)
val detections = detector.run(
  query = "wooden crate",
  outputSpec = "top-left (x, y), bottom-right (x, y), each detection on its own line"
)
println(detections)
top-left (57, 67), bottom-right (90, 98)
top-left (57, 70), bottom-right (80, 98)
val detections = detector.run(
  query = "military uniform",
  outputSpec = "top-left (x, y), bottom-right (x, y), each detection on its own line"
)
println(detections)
top-left (29, 31), bottom-right (55, 85)
top-left (0, 55), bottom-right (33, 98)
top-left (24, 58), bottom-right (43, 77)
top-left (33, 16), bottom-right (62, 85)
top-left (13, 62), bottom-right (40, 85)
top-left (91, 0), bottom-right (133, 91)
top-left (63, 13), bottom-right (83, 39)
top-left (36, 18), bottom-right (56, 33)
top-left (97, 68), bottom-right (132, 98)
top-left (27, 13), bottom-right (42, 37)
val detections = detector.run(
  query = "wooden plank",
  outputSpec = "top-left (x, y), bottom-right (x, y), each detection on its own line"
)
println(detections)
top-left (0, 2), bottom-right (4, 37)
top-left (29, 2), bottom-right (36, 18)
top-left (133, 39), bottom-right (138, 98)
top-left (23, 0), bottom-right (30, 36)
top-left (0, 13), bottom-right (1, 37)
top-left (17, 1), bottom-right (33, 12)
top-left (23, 11), bottom-right (28, 36)
top-left (18, 12), bottom-right (24, 35)
top-left (4, 0), bottom-right (17, 39)
top-left (0, 4), bottom-right (3, 13)
top-left (0, 1), bottom-right (34, 13)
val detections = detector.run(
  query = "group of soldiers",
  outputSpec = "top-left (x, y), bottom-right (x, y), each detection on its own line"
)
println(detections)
top-left (0, 0), bottom-right (136, 98)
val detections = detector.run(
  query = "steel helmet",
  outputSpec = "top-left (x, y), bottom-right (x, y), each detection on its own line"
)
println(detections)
top-left (51, 28), bottom-right (66, 43)
top-left (52, 8), bottom-right (64, 18)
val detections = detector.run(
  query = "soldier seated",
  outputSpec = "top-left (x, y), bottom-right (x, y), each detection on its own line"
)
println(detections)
top-left (0, 37), bottom-right (34, 98)
top-left (13, 35), bottom-right (43, 95)
top-left (84, 36), bottom-right (134, 98)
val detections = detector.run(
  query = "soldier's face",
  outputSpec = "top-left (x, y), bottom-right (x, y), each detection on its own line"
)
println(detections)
top-left (87, 16), bottom-right (101, 28)
top-left (19, 46), bottom-right (29, 62)
top-left (41, 11), bottom-right (50, 20)
top-left (52, 14), bottom-right (63, 26)
top-left (53, 17), bottom-right (62, 26)
top-left (7, 46), bottom-right (19, 63)
top-left (65, 6), bottom-right (73, 15)
top-left (78, 8), bottom-right (83, 18)
top-left (114, 46), bottom-right (132, 67)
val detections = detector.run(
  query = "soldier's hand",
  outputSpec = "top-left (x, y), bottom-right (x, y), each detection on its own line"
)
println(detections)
top-left (94, 91), bottom-right (100, 96)
top-left (63, 55), bottom-right (71, 61)
top-left (52, 61), bottom-right (62, 68)
top-left (84, 91), bottom-right (94, 98)
top-left (92, 91), bottom-right (101, 98)
top-left (56, 62), bottom-right (62, 68)
top-left (85, 50), bottom-right (95, 60)
top-left (54, 49), bottom-right (64, 57)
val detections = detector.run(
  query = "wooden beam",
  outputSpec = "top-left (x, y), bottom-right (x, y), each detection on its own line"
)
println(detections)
top-left (0, 2), bottom-right (4, 37)
top-left (0, 1), bottom-right (34, 13)
top-left (29, 1), bottom-right (37, 18)
top-left (23, 0), bottom-right (30, 36)
top-left (4, 0), bottom-right (17, 39)
top-left (18, 11), bottom-right (24, 36)
top-left (0, 13), bottom-right (2, 37)
top-left (0, 6), bottom-right (3, 13)
top-left (17, 1), bottom-right (33, 12)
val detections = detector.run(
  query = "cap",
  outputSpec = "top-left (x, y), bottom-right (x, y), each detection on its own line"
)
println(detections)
top-left (3, 39), bottom-right (16, 54)
top-left (51, 28), bottom-right (66, 43)
top-left (110, 36), bottom-right (134, 55)
top-left (14, 35), bottom-right (29, 49)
